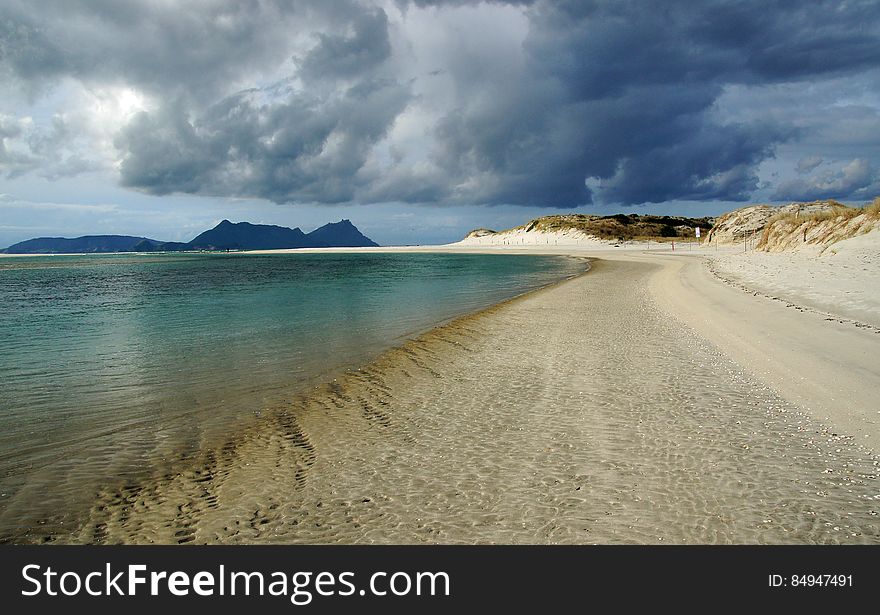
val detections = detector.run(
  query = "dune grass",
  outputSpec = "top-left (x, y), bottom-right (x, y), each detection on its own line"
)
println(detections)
top-left (518, 213), bottom-right (713, 241)
top-left (759, 197), bottom-right (880, 248)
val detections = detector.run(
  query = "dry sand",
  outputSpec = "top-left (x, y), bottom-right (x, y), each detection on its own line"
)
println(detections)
top-left (708, 232), bottom-right (880, 329)
top-left (24, 242), bottom-right (878, 545)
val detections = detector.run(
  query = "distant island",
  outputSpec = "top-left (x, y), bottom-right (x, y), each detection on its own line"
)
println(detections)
top-left (0, 219), bottom-right (379, 254)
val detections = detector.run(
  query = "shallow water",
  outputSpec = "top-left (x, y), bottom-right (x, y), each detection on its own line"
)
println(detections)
top-left (0, 251), bottom-right (584, 541)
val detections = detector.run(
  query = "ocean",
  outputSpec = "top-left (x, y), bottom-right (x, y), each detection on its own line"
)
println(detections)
top-left (0, 251), bottom-right (584, 540)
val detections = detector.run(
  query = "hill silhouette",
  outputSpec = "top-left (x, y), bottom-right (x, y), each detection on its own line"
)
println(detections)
top-left (2, 220), bottom-right (378, 253)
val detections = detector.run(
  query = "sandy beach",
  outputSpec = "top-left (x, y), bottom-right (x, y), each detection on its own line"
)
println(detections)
top-left (30, 242), bottom-right (875, 545)
top-left (707, 234), bottom-right (880, 330)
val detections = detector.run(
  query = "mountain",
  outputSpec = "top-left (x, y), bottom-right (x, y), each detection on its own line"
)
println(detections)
top-left (1, 235), bottom-right (156, 254)
top-left (305, 219), bottom-right (379, 248)
top-left (182, 219), bottom-right (378, 250)
top-left (131, 239), bottom-right (191, 252)
top-left (186, 220), bottom-right (309, 251)
top-left (1, 220), bottom-right (379, 253)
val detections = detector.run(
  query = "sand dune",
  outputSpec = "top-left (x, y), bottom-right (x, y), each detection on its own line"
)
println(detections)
top-left (456, 226), bottom-right (613, 247)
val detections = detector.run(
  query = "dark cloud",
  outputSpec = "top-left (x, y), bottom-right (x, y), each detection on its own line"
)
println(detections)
top-left (0, 0), bottom-right (365, 101)
top-left (116, 79), bottom-right (411, 203)
top-left (299, 9), bottom-right (392, 81)
top-left (421, 0), bottom-right (878, 206)
top-left (531, 0), bottom-right (880, 84)
top-left (1, 0), bottom-right (879, 206)
top-left (589, 117), bottom-right (793, 204)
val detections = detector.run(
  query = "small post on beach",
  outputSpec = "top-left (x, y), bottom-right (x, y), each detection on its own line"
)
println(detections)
top-left (672, 241), bottom-right (675, 251)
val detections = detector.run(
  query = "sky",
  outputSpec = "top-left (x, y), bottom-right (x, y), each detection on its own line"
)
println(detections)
top-left (1, 0), bottom-right (879, 247)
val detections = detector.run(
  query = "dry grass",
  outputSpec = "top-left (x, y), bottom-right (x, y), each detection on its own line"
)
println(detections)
top-left (765, 201), bottom-right (850, 226)
top-left (758, 196), bottom-right (880, 249)
top-left (762, 202), bottom-right (850, 240)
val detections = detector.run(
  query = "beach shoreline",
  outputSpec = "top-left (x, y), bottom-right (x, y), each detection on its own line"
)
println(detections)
top-left (245, 240), bottom-right (880, 448)
top-left (7, 243), bottom-right (877, 544)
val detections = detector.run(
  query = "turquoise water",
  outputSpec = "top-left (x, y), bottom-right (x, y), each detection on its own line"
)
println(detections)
top-left (0, 251), bottom-right (583, 539)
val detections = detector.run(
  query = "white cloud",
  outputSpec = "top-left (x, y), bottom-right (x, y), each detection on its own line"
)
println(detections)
top-left (773, 158), bottom-right (878, 201)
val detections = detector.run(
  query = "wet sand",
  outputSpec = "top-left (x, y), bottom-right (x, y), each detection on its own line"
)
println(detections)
top-left (30, 252), bottom-right (879, 545)
top-left (652, 252), bottom-right (880, 452)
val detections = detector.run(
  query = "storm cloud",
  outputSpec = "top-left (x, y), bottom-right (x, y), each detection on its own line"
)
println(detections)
top-left (1, 0), bottom-right (879, 207)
